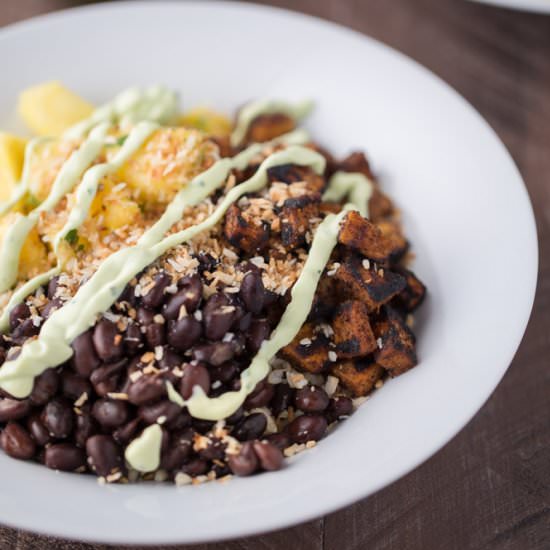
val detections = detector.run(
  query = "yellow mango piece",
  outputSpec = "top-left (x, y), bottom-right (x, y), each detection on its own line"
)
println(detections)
top-left (180, 107), bottom-right (231, 136)
top-left (118, 127), bottom-right (218, 205)
top-left (103, 199), bottom-right (141, 231)
top-left (18, 81), bottom-right (94, 136)
top-left (0, 133), bottom-right (27, 202)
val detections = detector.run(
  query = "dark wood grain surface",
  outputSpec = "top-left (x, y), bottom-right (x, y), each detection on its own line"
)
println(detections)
top-left (0, 1), bottom-right (549, 548)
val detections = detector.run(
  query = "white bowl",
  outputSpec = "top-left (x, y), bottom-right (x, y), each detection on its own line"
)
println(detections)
top-left (0, 1), bottom-right (537, 544)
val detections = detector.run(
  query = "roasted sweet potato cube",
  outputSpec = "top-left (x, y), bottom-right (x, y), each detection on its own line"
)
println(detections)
top-left (266, 165), bottom-right (325, 195)
top-left (333, 300), bottom-right (377, 359)
top-left (306, 143), bottom-right (336, 175)
top-left (338, 210), bottom-right (403, 263)
top-left (334, 257), bottom-right (406, 312)
top-left (224, 204), bottom-right (270, 253)
top-left (377, 221), bottom-right (408, 263)
top-left (319, 201), bottom-right (342, 215)
top-left (280, 196), bottom-right (319, 249)
top-left (246, 113), bottom-right (295, 143)
top-left (336, 152), bottom-right (375, 180)
top-left (368, 188), bottom-right (394, 222)
top-left (374, 307), bottom-right (417, 376)
top-left (309, 273), bottom-right (340, 320)
top-left (394, 268), bottom-right (426, 312)
top-left (331, 360), bottom-right (385, 397)
top-left (280, 323), bottom-right (331, 374)
top-left (209, 135), bottom-right (233, 158)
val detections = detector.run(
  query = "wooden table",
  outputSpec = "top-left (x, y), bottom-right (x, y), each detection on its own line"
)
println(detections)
top-left (1, 1), bottom-right (549, 548)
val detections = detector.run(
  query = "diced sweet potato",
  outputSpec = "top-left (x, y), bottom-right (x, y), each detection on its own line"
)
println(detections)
top-left (280, 323), bottom-right (331, 374)
top-left (224, 203), bottom-right (270, 253)
top-left (336, 152), bottom-right (375, 180)
top-left (333, 300), bottom-right (377, 359)
top-left (309, 273), bottom-right (340, 320)
top-left (374, 307), bottom-right (417, 376)
top-left (280, 196), bottom-right (319, 249)
top-left (338, 210), bottom-right (403, 263)
top-left (246, 113), bottom-right (295, 143)
top-left (209, 135), bottom-right (234, 158)
top-left (394, 268), bottom-right (426, 312)
top-left (319, 201), bottom-right (342, 215)
top-left (306, 143), bottom-right (336, 175)
top-left (377, 221), bottom-right (408, 263)
top-left (266, 165), bottom-right (325, 195)
top-left (331, 360), bottom-right (385, 397)
top-left (368, 188), bottom-right (394, 222)
top-left (334, 257), bottom-right (406, 312)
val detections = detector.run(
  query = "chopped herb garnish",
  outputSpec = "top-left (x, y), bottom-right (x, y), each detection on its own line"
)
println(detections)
top-left (26, 194), bottom-right (41, 209)
top-left (116, 135), bottom-right (128, 146)
top-left (64, 229), bottom-right (78, 245)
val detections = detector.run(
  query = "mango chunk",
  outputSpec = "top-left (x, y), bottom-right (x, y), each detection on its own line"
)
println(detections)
top-left (0, 133), bottom-right (27, 202)
top-left (180, 107), bottom-right (231, 136)
top-left (18, 81), bottom-right (94, 136)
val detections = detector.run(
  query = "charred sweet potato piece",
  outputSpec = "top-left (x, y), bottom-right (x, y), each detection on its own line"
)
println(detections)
top-left (209, 136), bottom-right (233, 158)
top-left (331, 360), bottom-right (385, 397)
top-left (336, 152), bottom-right (375, 180)
top-left (319, 201), bottom-right (342, 215)
top-left (333, 300), bottom-right (377, 359)
top-left (224, 204), bottom-right (270, 253)
top-left (309, 273), bottom-right (340, 320)
top-left (334, 257), bottom-right (406, 312)
top-left (246, 113), bottom-right (295, 143)
top-left (266, 165), bottom-right (325, 195)
top-left (338, 211), bottom-right (403, 263)
top-left (374, 307), bottom-right (417, 376)
top-left (280, 323), bottom-right (331, 374)
top-left (394, 268), bottom-right (426, 312)
top-left (368, 188), bottom-right (394, 222)
top-left (280, 196), bottom-right (319, 249)
top-left (377, 221), bottom-right (408, 263)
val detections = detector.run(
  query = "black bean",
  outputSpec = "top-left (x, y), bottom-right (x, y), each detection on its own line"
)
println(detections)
top-left (86, 435), bottom-right (123, 477)
top-left (239, 271), bottom-right (265, 314)
top-left (165, 409), bottom-right (192, 431)
top-left (1, 422), bottom-right (36, 459)
top-left (225, 405), bottom-right (244, 425)
top-left (47, 276), bottom-right (59, 299)
top-left (265, 432), bottom-right (290, 451)
top-left (228, 441), bottom-right (259, 476)
top-left (27, 415), bottom-right (51, 446)
top-left (236, 312), bottom-right (252, 332)
top-left (158, 348), bottom-right (184, 370)
top-left (113, 417), bottom-right (141, 445)
top-left (271, 384), bottom-right (295, 416)
top-left (42, 399), bottom-right (74, 438)
top-left (124, 323), bottom-right (143, 356)
top-left (167, 317), bottom-right (202, 352)
top-left (93, 319), bottom-right (124, 362)
top-left (203, 293), bottom-right (235, 340)
top-left (127, 374), bottom-right (166, 405)
top-left (163, 275), bottom-right (202, 319)
top-left (325, 396), bottom-right (353, 423)
top-left (192, 418), bottom-right (215, 433)
top-left (145, 322), bottom-right (166, 348)
top-left (41, 298), bottom-right (62, 320)
top-left (161, 439), bottom-right (192, 471)
top-left (11, 318), bottom-right (39, 345)
top-left (44, 443), bottom-right (86, 471)
top-left (196, 252), bottom-right (217, 274)
top-left (92, 398), bottom-right (128, 428)
top-left (244, 380), bottom-right (275, 409)
top-left (286, 414), bottom-right (327, 444)
top-left (141, 272), bottom-right (171, 309)
top-left (90, 359), bottom-right (126, 396)
top-left (212, 362), bottom-right (239, 384)
top-left (192, 342), bottom-right (234, 367)
top-left (253, 440), bottom-right (284, 471)
top-left (138, 400), bottom-right (180, 425)
top-left (137, 306), bottom-right (155, 327)
top-left (71, 329), bottom-right (101, 376)
top-left (263, 289), bottom-right (279, 307)
top-left (295, 385), bottom-right (330, 413)
top-left (233, 413), bottom-right (267, 441)
top-left (181, 457), bottom-right (208, 476)
top-left (197, 438), bottom-right (226, 461)
top-left (179, 363), bottom-right (210, 399)
top-left (29, 368), bottom-right (59, 406)
top-left (9, 303), bottom-right (31, 331)
top-left (246, 319), bottom-right (271, 353)
top-left (75, 410), bottom-right (98, 448)
top-left (118, 283), bottom-right (137, 306)
top-left (0, 398), bottom-right (31, 422)
top-left (61, 372), bottom-right (91, 401)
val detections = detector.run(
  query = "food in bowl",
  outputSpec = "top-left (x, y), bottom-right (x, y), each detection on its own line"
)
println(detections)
top-left (0, 82), bottom-right (426, 484)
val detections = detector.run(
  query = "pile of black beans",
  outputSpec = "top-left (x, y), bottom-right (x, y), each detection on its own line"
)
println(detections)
top-left (0, 262), bottom-right (354, 482)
